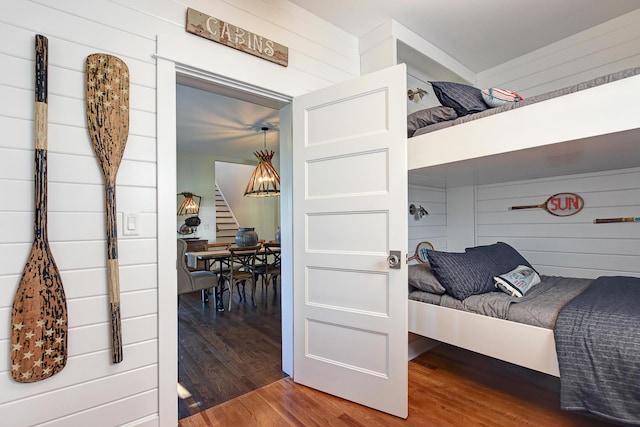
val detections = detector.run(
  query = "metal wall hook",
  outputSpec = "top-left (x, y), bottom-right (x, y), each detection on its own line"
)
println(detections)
top-left (409, 204), bottom-right (429, 219)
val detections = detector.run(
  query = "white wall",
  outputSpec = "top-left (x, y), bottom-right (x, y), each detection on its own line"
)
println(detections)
top-left (176, 152), bottom-right (216, 242)
top-left (0, 0), bottom-right (359, 425)
top-left (410, 167), bottom-right (640, 279)
top-left (477, 9), bottom-right (640, 96)
top-left (407, 184), bottom-right (446, 253)
top-left (476, 167), bottom-right (640, 278)
top-left (215, 161), bottom-right (280, 242)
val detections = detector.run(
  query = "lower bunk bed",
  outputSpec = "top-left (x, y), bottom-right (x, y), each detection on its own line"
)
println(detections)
top-left (407, 242), bottom-right (640, 425)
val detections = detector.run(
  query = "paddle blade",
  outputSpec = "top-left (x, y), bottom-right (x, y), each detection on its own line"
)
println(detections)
top-left (85, 54), bottom-right (130, 180)
top-left (11, 241), bottom-right (67, 382)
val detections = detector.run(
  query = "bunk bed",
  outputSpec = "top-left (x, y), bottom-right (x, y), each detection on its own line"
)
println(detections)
top-left (407, 67), bottom-right (640, 188)
top-left (404, 67), bottom-right (640, 425)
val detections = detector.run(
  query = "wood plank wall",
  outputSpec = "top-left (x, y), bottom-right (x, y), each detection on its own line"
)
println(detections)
top-left (0, 3), bottom-right (159, 425)
top-left (408, 167), bottom-right (640, 279)
top-left (0, 0), bottom-right (359, 425)
top-left (408, 184), bottom-right (446, 253)
top-left (477, 167), bottom-right (640, 278)
top-left (477, 9), bottom-right (640, 96)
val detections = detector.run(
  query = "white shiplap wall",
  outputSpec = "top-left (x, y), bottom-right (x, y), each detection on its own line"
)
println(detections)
top-left (0, 0), bottom-right (359, 425)
top-left (407, 184), bottom-right (446, 253)
top-left (0, 3), bottom-right (159, 425)
top-left (477, 9), bottom-right (640, 96)
top-left (476, 167), bottom-right (640, 279)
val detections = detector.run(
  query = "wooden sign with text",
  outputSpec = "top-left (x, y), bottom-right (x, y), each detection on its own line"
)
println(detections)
top-left (186, 8), bottom-right (288, 67)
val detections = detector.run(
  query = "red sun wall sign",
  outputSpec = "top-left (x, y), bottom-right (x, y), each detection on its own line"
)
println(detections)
top-left (510, 192), bottom-right (584, 217)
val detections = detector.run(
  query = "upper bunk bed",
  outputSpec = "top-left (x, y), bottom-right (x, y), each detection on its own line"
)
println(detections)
top-left (407, 67), bottom-right (640, 188)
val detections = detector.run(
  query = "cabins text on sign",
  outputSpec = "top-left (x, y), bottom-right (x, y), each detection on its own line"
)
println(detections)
top-left (186, 8), bottom-right (289, 67)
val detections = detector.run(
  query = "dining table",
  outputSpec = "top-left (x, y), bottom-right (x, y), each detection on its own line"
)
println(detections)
top-left (185, 246), bottom-right (280, 311)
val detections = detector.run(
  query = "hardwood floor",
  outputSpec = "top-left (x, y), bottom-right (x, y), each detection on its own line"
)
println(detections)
top-left (178, 280), bottom-right (285, 419)
top-left (180, 344), bottom-right (618, 426)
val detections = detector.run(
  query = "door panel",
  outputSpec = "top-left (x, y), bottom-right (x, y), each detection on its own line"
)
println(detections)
top-left (292, 64), bottom-right (408, 418)
top-left (307, 150), bottom-right (389, 197)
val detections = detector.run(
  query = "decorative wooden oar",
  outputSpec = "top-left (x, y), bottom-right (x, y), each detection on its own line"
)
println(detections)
top-left (10, 34), bottom-right (68, 383)
top-left (85, 53), bottom-right (130, 363)
top-left (510, 192), bottom-right (584, 217)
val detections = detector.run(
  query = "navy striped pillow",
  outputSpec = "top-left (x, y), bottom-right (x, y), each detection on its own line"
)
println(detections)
top-left (426, 249), bottom-right (497, 300)
top-left (430, 81), bottom-right (489, 117)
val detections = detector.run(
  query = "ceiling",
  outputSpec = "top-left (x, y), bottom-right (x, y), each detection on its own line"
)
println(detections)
top-left (177, 84), bottom-right (279, 162)
top-left (177, 0), bottom-right (640, 158)
top-left (288, 0), bottom-right (640, 73)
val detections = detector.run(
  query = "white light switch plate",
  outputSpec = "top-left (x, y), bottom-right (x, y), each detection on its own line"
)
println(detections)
top-left (122, 212), bottom-right (140, 236)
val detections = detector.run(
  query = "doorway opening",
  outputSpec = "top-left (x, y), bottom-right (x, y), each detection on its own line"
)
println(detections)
top-left (174, 72), bottom-right (292, 419)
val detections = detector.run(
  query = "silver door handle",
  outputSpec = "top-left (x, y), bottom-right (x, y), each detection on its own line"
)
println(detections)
top-left (387, 250), bottom-right (401, 269)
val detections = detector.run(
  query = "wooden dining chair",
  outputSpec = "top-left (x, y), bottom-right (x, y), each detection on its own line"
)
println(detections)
top-left (254, 242), bottom-right (281, 298)
top-left (225, 245), bottom-right (261, 311)
top-left (204, 242), bottom-right (232, 310)
top-left (204, 242), bottom-right (232, 275)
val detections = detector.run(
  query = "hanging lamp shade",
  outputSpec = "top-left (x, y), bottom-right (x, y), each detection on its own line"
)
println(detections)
top-left (244, 127), bottom-right (280, 197)
top-left (177, 192), bottom-right (201, 215)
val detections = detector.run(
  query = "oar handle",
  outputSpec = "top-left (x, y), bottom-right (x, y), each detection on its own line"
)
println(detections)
top-left (35, 35), bottom-right (48, 111)
top-left (105, 184), bottom-right (123, 363)
top-left (595, 217), bottom-right (639, 224)
top-left (34, 35), bottom-right (49, 240)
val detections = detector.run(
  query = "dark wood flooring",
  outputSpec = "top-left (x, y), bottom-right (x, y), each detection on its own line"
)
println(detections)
top-left (178, 280), bottom-right (285, 419)
top-left (180, 344), bottom-right (619, 427)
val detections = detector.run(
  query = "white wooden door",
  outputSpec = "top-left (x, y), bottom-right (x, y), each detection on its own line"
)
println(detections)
top-left (292, 64), bottom-right (408, 418)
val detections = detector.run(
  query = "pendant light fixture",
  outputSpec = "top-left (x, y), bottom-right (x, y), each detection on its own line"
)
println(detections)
top-left (177, 192), bottom-right (201, 215)
top-left (244, 127), bottom-right (280, 197)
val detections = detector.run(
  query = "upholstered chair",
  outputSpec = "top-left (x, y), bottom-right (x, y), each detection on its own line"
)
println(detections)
top-left (177, 239), bottom-right (218, 302)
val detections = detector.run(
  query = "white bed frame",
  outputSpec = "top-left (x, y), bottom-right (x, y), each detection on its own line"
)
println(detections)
top-left (407, 72), bottom-right (640, 188)
top-left (405, 71), bottom-right (640, 377)
top-left (408, 300), bottom-right (560, 376)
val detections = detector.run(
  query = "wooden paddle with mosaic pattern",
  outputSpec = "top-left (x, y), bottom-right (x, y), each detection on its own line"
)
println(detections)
top-left (85, 53), bottom-right (129, 363)
top-left (10, 34), bottom-right (68, 383)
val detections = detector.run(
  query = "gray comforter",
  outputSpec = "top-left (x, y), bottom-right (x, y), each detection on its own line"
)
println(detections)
top-left (409, 275), bottom-right (591, 329)
top-left (411, 67), bottom-right (640, 137)
top-left (554, 276), bottom-right (640, 425)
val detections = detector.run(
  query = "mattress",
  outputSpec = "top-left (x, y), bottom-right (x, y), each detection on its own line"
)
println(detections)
top-left (411, 67), bottom-right (640, 137)
top-left (409, 275), bottom-right (592, 329)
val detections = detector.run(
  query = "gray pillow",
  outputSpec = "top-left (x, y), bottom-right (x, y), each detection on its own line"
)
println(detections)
top-left (408, 263), bottom-right (446, 294)
top-left (430, 81), bottom-right (489, 117)
top-left (465, 242), bottom-right (536, 275)
top-left (426, 249), bottom-right (497, 300)
top-left (407, 106), bottom-right (457, 137)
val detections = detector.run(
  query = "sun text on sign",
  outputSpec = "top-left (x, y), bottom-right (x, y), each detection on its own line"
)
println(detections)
top-left (186, 8), bottom-right (289, 67)
top-left (547, 193), bottom-right (584, 216)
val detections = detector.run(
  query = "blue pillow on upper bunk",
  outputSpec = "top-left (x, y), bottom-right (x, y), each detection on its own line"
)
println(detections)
top-left (429, 81), bottom-right (489, 117)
